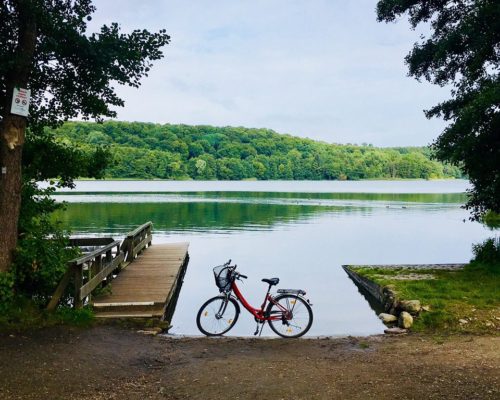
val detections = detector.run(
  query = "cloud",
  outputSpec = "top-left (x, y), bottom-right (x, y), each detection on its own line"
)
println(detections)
top-left (89, 0), bottom-right (450, 146)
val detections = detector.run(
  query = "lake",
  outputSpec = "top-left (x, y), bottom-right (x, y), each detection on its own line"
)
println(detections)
top-left (52, 180), bottom-right (492, 337)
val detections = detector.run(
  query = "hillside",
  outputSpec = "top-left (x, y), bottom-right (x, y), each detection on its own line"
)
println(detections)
top-left (50, 121), bottom-right (463, 180)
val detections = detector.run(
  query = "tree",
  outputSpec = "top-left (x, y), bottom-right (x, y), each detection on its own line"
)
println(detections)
top-left (0, 1), bottom-right (170, 271)
top-left (376, 0), bottom-right (500, 220)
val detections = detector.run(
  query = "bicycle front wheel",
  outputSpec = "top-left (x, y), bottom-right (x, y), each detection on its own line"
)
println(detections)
top-left (196, 296), bottom-right (240, 336)
top-left (266, 294), bottom-right (313, 338)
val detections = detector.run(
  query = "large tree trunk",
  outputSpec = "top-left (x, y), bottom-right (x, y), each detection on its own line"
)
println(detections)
top-left (0, 1), bottom-right (36, 272)
top-left (0, 117), bottom-right (25, 272)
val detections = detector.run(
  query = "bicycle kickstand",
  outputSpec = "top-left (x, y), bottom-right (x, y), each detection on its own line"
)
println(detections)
top-left (254, 321), bottom-right (265, 336)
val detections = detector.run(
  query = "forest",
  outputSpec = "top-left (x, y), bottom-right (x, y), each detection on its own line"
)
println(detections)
top-left (50, 121), bottom-right (463, 181)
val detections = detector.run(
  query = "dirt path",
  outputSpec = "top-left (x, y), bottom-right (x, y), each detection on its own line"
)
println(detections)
top-left (0, 325), bottom-right (498, 400)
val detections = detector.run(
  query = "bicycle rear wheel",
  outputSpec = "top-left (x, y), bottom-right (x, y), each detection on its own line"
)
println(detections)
top-left (266, 294), bottom-right (313, 338)
top-left (196, 296), bottom-right (240, 336)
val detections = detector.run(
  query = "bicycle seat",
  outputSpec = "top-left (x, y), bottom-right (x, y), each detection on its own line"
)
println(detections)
top-left (262, 278), bottom-right (280, 286)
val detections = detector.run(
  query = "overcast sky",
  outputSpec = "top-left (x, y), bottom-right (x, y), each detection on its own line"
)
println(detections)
top-left (89, 0), bottom-right (449, 147)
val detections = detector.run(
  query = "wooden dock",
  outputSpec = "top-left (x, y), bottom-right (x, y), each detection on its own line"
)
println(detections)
top-left (47, 222), bottom-right (190, 322)
top-left (92, 242), bottom-right (190, 319)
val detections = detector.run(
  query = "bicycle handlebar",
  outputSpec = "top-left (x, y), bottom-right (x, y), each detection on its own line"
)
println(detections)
top-left (224, 260), bottom-right (247, 280)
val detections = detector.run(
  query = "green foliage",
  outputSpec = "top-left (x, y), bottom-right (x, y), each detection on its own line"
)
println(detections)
top-left (0, 1), bottom-right (170, 127)
top-left (0, 298), bottom-right (94, 332)
top-left (355, 260), bottom-right (500, 333)
top-left (472, 238), bottom-right (500, 265)
top-left (24, 128), bottom-right (110, 187)
top-left (53, 307), bottom-right (94, 327)
top-left (376, 0), bottom-right (500, 220)
top-left (482, 211), bottom-right (500, 230)
top-left (10, 127), bottom-right (107, 306)
top-left (50, 121), bottom-right (464, 181)
top-left (0, 271), bottom-right (15, 309)
top-left (13, 216), bottom-right (79, 306)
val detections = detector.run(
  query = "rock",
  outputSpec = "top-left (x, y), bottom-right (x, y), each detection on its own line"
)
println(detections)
top-left (422, 305), bottom-right (431, 312)
top-left (384, 327), bottom-right (408, 335)
top-left (381, 285), bottom-right (398, 312)
top-left (458, 319), bottom-right (468, 325)
top-left (399, 300), bottom-right (422, 314)
top-left (398, 311), bottom-right (413, 329)
top-left (378, 313), bottom-right (398, 323)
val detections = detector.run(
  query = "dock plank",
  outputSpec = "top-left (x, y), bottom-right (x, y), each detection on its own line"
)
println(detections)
top-left (92, 242), bottom-right (189, 318)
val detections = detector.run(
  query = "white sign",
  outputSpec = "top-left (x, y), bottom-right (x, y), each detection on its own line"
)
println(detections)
top-left (11, 87), bottom-right (31, 117)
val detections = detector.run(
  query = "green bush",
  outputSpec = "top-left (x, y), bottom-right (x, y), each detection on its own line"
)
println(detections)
top-left (482, 211), bottom-right (500, 229)
top-left (13, 216), bottom-right (79, 307)
top-left (0, 271), bottom-right (15, 310)
top-left (472, 238), bottom-right (500, 265)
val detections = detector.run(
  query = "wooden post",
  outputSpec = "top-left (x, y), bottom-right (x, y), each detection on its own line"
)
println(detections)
top-left (88, 255), bottom-right (102, 302)
top-left (46, 265), bottom-right (73, 311)
top-left (74, 265), bottom-right (83, 308)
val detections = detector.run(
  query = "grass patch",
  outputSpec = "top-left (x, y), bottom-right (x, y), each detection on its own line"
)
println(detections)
top-left (0, 297), bottom-right (95, 333)
top-left (353, 262), bottom-right (500, 333)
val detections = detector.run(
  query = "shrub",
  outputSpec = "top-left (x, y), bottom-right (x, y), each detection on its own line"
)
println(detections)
top-left (0, 271), bottom-right (15, 310)
top-left (471, 238), bottom-right (500, 265)
top-left (12, 216), bottom-right (79, 307)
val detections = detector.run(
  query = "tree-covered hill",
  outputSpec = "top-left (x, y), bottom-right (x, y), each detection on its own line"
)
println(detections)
top-left (50, 121), bottom-right (463, 180)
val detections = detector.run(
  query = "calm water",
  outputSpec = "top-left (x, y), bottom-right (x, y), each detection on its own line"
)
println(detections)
top-left (53, 180), bottom-right (492, 337)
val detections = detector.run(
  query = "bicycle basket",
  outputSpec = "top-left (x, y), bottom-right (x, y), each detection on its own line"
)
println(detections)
top-left (213, 265), bottom-right (234, 292)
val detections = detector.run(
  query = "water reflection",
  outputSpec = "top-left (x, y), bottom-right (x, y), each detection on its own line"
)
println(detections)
top-left (53, 188), bottom-right (491, 337)
top-left (54, 191), bottom-right (465, 235)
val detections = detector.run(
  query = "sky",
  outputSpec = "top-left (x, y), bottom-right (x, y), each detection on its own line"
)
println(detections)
top-left (88, 0), bottom-right (449, 147)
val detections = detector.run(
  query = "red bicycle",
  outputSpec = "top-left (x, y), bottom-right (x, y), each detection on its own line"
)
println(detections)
top-left (196, 260), bottom-right (313, 338)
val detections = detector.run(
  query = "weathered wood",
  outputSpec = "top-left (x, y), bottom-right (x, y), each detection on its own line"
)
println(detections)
top-left (69, 237), bottom-right (115, 247)
top-left (72, 240), bottom-right (121, 265)
top-left (93, 243), bottom-right (189, 318)
top-left (74, 266), bottom-right (83, 309)
top-left (126, 221), bottom-right (153, 238)
top-left (46, 266), bottom-right (74, 311)
top-left (131, 234), bottom-right (152, 259)
top-left (48, 223), bottom-right (189, 321)
top-left (80, 252), bottom-right (124, 300)
top-left (47, 239), bottom-right (123, 310)
top-left (121, 222), bottom-right (153, 262)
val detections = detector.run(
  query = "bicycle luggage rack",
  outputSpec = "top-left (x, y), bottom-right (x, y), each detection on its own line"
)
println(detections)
top-left (277, 289), bottom-right (306, 295)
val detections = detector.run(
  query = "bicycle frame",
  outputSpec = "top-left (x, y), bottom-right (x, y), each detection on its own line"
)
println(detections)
top-left (230, 280), bottom-right (290, 322)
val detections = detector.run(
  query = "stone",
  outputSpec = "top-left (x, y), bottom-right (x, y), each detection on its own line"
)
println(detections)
top-left (459, 319), bottom-right (468, 325)
top-left (382, 289), bottom-right (398, 314)
top-left (399, 300), bottom-right (422, 314)
top-left (384, 327), bottom-right (408, 335)
top-left (422, 305), bottom-right (431, 312)
top-left (379, 313), bottom-right (398, 323)
top-left (398, 311), bottom-right (413, 329)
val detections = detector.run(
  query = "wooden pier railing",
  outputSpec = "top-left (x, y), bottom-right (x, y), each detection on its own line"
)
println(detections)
top-left (47, 221), bottom-right (153, 311)
top-left (47, 238), bottom-right (124, 310)
top-left (120, 221), bottom-right (152, 262)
